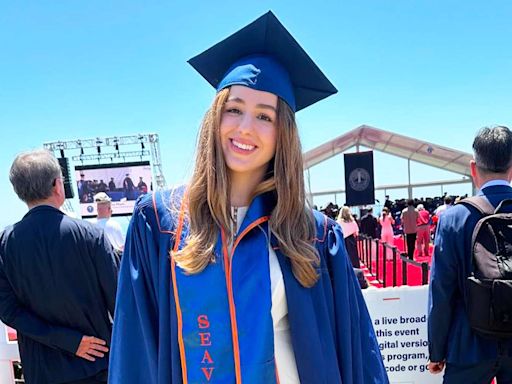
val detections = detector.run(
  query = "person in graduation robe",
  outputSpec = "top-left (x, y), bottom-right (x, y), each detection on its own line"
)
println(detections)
top-left (109, 11), bottom-right (388, 384)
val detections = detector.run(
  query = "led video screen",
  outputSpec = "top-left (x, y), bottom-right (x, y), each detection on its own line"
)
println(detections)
top-left (75, 161), bottom-right (152, 218)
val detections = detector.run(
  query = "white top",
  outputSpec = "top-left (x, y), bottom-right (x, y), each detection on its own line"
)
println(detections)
top-left (337, 219), bottom-right (359, 239)
top-left (232, 207), bottom-right (300, 384)
top-left (91, 217), bottom-right (125, 251)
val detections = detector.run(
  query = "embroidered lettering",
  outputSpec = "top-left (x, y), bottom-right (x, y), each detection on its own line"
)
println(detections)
top-left (201, 367), bottom-right (214, 381)
top-left (197, 314), bottom-right (210, 329)
top-left (201, 349), bottom-right (214, 364)
top-left (197, 314), bottom-right (214, 381)
top-left (199, 332), bottom-right (212, 346)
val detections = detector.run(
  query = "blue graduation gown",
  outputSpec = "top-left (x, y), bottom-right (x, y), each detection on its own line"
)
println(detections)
top-left (109, 187), bottom-right (388, 383)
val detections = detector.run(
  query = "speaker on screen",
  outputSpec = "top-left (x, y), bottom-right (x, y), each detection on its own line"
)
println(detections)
top-left (57, 157), bottom-right (74, 199)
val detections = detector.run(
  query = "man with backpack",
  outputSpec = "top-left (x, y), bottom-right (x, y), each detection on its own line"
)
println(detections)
top-left (428, 126), bottom-right (512, 382)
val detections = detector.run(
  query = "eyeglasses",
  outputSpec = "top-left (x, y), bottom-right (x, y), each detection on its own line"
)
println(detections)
top-left (52, 177), bottom-right (63, 187)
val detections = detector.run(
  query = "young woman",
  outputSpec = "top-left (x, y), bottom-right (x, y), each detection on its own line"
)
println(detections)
top-left (337, 206), bottom-right (360, 268)
top-left (379, 207), bottom-right (395, 260)
top-left (108, 12), bottom-right (388, 384)
top-left (416, 204), bottom-right (431, 257)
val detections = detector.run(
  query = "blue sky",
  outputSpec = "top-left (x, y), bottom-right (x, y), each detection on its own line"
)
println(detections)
top-left (1, 1), bottom-right (511, 229)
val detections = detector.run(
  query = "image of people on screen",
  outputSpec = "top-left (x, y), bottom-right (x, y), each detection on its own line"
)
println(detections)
top-left (109, 177), bottom-right (116, 191)
top-left (75, 162), bottom-right (152, 216)
top-left (77, 174), bottom-right (92, 203)
top-left (137, 177), bottom-right (148, 194)
top-left (97, 179), bottom-right (108, 192)
top-left (123, 174), bottom-right (135, 200)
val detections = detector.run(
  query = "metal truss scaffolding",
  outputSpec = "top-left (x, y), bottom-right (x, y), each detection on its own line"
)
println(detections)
top-left (43, 133), bottom-right (167, 204)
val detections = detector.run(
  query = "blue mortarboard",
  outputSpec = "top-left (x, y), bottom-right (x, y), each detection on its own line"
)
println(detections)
top-left (188, 11), bottom-right (338, 112)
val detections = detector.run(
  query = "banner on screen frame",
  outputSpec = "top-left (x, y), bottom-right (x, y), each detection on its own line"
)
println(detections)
top-left (344, 151), bottom-right (375, 206)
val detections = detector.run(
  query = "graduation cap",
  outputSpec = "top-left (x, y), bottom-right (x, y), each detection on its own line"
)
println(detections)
top-left (188, 11), bottom-right (337, 112)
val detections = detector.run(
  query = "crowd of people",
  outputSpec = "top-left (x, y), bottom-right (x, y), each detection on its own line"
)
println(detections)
top-left (5, 124), bottom-right (511, 383)
top-left (323, 193), bottom-right (467, 231)
top-left (329, 126), bottom-right (512, 383)
top-left (322, 193), bottom-right (465, 261)
top-left (0, 9), bottom-right (511, 384)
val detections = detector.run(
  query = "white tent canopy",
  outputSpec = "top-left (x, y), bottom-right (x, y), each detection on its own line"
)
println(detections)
top-left (303, 124), bottom-right (472, 177)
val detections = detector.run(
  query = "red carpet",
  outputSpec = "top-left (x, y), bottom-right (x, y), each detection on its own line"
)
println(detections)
top-left (359, 236), bottom-right (433, 288)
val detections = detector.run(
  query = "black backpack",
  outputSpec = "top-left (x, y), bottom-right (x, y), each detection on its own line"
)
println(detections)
top-left (459, 196), bottom-right (512, 339)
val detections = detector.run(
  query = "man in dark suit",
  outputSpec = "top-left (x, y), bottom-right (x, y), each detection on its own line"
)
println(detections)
top-left (77, 173), bottom-right (90, 203)
top-left (122, 173), bottom-right (135, 200)
top-left (428, 126), bottom-right (512, 382)
top-left (360, 207), bottom-right (379, 238)
top-left (384, 195), bottom-right (393, 210)
top-left (108, 177), bottom-right (116, 192)
top-left (0, 149), bottom-right (118, 384)
top-left (137, 176), bottom-right (148, 194)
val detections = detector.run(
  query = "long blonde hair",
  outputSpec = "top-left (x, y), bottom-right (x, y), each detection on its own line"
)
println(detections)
top-left (172, 88), bottom-right (320, 287)
top-left (338, 206), bottom-right (354, 223)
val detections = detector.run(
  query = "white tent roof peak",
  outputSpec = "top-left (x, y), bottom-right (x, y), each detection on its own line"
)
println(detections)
top-left (303, 124), bottom-right (473, 177)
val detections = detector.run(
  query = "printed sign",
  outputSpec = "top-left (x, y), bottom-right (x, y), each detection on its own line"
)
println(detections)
top-left (363, 285), bottom-right (442, 384)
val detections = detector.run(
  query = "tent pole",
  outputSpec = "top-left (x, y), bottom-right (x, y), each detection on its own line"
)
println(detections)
top-left (408, 159), bottom-right (412, 199)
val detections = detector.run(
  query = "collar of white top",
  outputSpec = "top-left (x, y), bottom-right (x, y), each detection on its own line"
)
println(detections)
top-left (231, 206), bottom-right (249, 234)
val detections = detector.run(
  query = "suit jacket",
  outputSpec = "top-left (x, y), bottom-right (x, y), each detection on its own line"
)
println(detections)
top-left (360, 213), bottom-right (378, 238)
top-left (0, 205), bottom-right (119, 384)
top-left (428, 184), bottom-right (512, 364)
